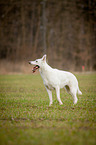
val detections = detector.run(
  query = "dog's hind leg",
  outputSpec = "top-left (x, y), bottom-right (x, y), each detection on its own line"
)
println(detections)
top-left (45, 87), bottom-right (53, 106)
top-left (56, 87), bottom-right (63, 105)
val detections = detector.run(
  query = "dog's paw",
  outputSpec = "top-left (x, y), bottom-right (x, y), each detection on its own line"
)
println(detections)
top-left (73, 99), bottom-right (78, 104)
top-left (59, 102), bottom-right (63, 105)
top-left (49, 103), bottom-right (53, 106)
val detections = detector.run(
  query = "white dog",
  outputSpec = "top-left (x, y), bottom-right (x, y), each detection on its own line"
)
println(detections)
top-left (29, 55), bottom-right (82, 106)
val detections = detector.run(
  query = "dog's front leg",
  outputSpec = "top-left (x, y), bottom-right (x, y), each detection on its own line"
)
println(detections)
top-left (56, 87), bottom-right (63, 105)
top-left (45, 87), bottom-right (53, 106)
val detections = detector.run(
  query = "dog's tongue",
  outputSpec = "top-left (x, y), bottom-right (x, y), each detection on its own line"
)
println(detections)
top-left (32, 65), bottom-right (39, 73)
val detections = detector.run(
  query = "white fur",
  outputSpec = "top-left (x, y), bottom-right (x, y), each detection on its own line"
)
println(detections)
top-left (29, 55), bottom-right (82, 106)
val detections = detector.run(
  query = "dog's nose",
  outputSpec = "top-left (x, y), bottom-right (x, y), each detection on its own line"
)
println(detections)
top-left (29, 61), bottom-right (31, 64)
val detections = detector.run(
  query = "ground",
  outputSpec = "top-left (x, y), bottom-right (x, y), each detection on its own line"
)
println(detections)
top-left (0, 73), bottom-right (96, 145)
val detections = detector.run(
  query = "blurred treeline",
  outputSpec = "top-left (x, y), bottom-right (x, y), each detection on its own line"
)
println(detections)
top-left (0, 0), bottom-right (96, 72)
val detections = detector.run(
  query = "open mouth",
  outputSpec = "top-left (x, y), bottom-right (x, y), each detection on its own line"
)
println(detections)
top-left (32, 65), bottom-right (40, 73)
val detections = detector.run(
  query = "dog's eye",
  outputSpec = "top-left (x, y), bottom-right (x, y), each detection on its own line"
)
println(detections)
top-left (36, 60), bottom-right (38, 62)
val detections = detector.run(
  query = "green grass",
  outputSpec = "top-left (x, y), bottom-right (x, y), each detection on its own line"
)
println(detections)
top-left (0, 73), bottom-right (96, 145)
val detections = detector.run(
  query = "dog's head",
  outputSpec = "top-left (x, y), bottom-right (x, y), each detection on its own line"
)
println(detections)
top-left (29, 54), bottom-right (46, 73)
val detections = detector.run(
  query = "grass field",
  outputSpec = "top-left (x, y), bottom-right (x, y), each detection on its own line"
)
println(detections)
top-left (0, 73), bottom-right (96, 145)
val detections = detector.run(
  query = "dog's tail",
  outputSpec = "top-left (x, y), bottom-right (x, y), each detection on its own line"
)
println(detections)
top-left (77, 87), bottom-right (82, 95)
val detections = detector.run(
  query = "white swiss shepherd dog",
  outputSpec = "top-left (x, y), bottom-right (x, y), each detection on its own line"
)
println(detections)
top-left (29, 55), bottom-right (82, 106)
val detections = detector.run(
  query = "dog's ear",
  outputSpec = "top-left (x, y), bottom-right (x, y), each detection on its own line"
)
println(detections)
top-left (42, 54), bottom-right (46, 62)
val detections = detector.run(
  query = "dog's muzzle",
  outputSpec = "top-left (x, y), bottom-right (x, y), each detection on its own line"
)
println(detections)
top-left (32, 65), bottom-right (40, 73)
top-left (29, 61), bottom-right (31, 64)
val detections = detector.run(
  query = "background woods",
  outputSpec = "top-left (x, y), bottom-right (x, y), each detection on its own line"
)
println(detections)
top-left (0, 0), bottom-right (96, 72)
